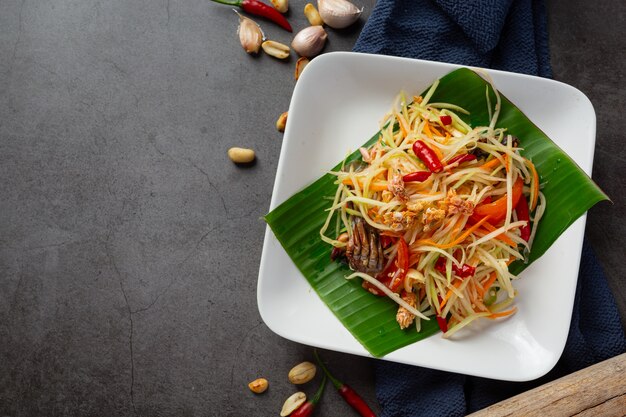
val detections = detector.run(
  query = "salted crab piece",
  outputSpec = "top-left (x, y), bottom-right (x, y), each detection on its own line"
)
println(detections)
top-left (346, 217), bottom-right (384, 275)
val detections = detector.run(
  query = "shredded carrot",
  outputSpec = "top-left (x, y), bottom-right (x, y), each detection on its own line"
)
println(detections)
top-left (342, 178), bottom-right (388, 191)
top-left (430, 125), bottom-right (444, 137)
top-left (396, 112), bottom-right (409, 138)
top-left (488, 307), bottom-right (517, 319)
top-left (417, 215), bottom-right (490, 249)
top-left (443, 131), bottom-right (451, 144)
top-left (525, 158), bottom-right (539, 211)
top-left (430, 143), bottom-right (445, 163)
top-left (479, 272), bottom-right (498, 296)
top-left (479, 156), bottom-right (503, 171)
top-left (422, 121), bottom-right (432, 138)
top-left (439, 279), bottom-right (464, 310)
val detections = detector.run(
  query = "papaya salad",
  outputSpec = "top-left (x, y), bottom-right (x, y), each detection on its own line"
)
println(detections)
top-left (320, 79), bottom-right (546, 338)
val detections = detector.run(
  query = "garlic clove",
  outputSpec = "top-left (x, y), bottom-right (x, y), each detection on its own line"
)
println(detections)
top-left (236, 12), bottom-right (264, 54)
top-left (317, 0), bottom-right (362, 29)
top-left (291, 26), bottom-right (327, 58)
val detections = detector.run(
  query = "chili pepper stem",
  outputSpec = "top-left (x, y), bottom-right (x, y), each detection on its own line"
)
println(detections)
top-left (211, 0), bottom-right (242, 6)
top-left (311, 374), bottom-right (327, 404)
top-left (313, 349), bottom-right (342, 390)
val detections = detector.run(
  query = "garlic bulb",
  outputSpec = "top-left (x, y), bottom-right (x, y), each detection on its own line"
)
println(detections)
top-left (236, 13), bottom-right (264, 54)
top-left (317, 0), bottom-right (362, 29)
top-left (291, 26), bottom-right (327, 58)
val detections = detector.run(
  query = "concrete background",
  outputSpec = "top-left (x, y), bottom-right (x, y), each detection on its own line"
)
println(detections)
top-left (0, 0), bottom-right (623, 416)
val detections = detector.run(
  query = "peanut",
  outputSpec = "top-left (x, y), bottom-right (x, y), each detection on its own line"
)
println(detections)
top-left (228, 147), bottom-right (255, 164)
top-left (276, 112), bottom-right (288, 132)
top-left (280, 392), bottom-right (306, 416)
top-left (288, 361), bottom-right (316, 384)
top-left (248, 377), bottom-right (268, 394)
top-left (294, 57), bottom-right (309, 81)
top-left (304, 3), bottom-right (324, 26)
top-left (271, 0), bottom-right (288, 13)
top-left (262, 40), bottom-right (290, 60)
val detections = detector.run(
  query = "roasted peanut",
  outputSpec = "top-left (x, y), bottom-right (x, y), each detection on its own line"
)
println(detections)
top-left (288, 361), bottom-right (316, 384)
top-left (228, 147), bottom-right (255, 164)
top-left (262, 40), bottom-right (290, 59)
top-left (248, 377), bottom-right (268, 394)
top-left (280, 392), bottom-right (306, 416)
top-left (271, 0), bottom-right (288, 13)
top-left (276, 112), bottom-right (288, 132)
top-left (294, 57), bottom-right (309, 81)
top-left (304, 3), bottom-right (324, 26)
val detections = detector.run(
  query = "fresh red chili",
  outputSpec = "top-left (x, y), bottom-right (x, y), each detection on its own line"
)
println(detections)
top-left (314, 350), bottom-right (377, 417)
top-left (290, 375), bottom-right (327, 417)
top-left (412, 140), bottom-right (443, 173)
top-left (516, 195), bottom-right (531, 241)
top-left (210, 0), bottom-right (292, 31)
top-left (434, 257), bottom-right (476, 278)
top-left (364, 238), bottom-right (409, 296)
top-left (439, 115), bottom-right (452, 125)
top-left (402, 171), bottom-right (432, 182)
top-left (446, 153), bottom-right (477, 166)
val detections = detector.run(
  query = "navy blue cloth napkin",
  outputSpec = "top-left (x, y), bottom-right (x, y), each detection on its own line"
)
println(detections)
top-left (352, 1), bottom-right (626, 415)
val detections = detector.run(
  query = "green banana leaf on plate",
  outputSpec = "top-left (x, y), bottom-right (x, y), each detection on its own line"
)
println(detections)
top-left (264, 67), bottom-right (608, 358)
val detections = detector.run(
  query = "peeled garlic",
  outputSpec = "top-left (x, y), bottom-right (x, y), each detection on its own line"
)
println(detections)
top-left (271, 0), bottom-right (289, 13)
top-left (291, 26), bottom-right (327, 58)
top-left (317, 0), bottom-right (362, 29)
top-left (236, 13), bottom-right (264, 54)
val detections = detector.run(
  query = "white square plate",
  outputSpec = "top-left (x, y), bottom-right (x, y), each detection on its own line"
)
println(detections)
top-left (257, 52), bottom-right (596, 381)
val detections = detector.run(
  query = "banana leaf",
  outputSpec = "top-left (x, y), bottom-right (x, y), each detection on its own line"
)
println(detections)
top-left (264, 68), bottom-right (609, 357)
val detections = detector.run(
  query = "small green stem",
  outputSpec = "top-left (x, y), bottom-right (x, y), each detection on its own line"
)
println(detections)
top-left (313, 349), bottom-right (342, 390)
top-left (311, 374), bottom-right (327, 404)
top-left (209, 0), bottom-right (242, 7)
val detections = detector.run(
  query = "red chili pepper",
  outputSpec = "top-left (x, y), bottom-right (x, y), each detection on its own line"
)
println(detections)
top-left (434, 257), bottom-right (476, 278)
top-left (402, 171), bottom-right (432, 182)
top-left (290, 375), bottom-right (327, 417)
top-left (211, 0), bottom-right (292, 31)
top-left (435, 296), bottom-right (448, 333)
top-left (314, 351), bottom-right (377, 417)
top-left (412, 140), bottom-right (443, 173)
top-left (439, 115), bottom-right (452, 125)
top-left (379, 235), bottom-right (394, 249)
top-left (364, 238), bottom-right (409, 296)
top-left (446, 153), bottom-right (477, 166)
top-left (516, 195), bottom-right (531, 241)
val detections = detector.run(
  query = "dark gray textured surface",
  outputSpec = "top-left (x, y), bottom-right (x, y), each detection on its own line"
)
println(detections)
top-left (0, 0), bottom-right (623, 416)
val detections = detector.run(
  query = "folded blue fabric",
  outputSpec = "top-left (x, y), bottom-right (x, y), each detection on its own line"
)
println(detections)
top-left (353, 1), bottom-right (626, 415)
top-left (354, 0), bottom-right (552, 77)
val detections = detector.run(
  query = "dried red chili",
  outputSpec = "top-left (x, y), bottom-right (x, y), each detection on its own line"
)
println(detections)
top-left (211, 0), bottom-right (292, 31)
top-left (314, 350), bottom-right (377, 417)
top-left (515, 195), bottom-right (531, 241)
top-left (402, 171), bottom-right (432, 182)
top-left (412, 140), bottom-right (443, 173)
top-left (434, 257), bottom-right (476, 278)
top-left (446, 153), bottom-right (476, 166)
